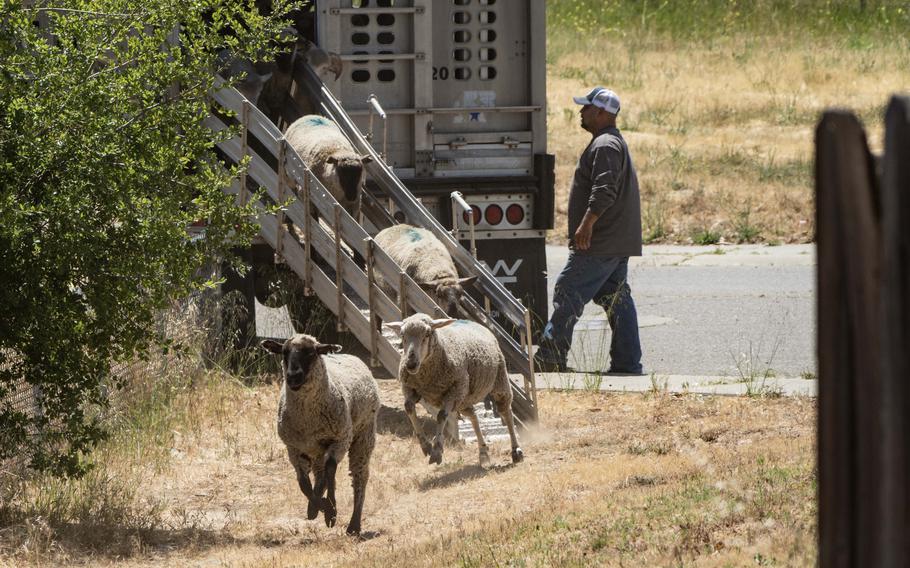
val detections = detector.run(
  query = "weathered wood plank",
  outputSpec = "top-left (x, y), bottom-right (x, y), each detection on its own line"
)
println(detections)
top-left (878, 95), bottom-right (910, 566)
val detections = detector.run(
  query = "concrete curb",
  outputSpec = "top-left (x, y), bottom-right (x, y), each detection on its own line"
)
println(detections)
top-left (516, 373), bottom-right (817, 398)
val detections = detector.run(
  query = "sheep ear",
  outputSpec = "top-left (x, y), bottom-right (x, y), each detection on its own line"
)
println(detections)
top-left (360, 154), bottom-right (374, 164)
top-left (430, 318), bottom-right (457, 330)
top-left (316, 343), bottom-right (342, 355)
top-left (457, 275), bottom-right (478, 287)
top-left (327, 156), bottom-right (339, 165)
top-left (260, 339), bottom-right (283, 354)
top-left (383, 321), bottom-right (404, 335)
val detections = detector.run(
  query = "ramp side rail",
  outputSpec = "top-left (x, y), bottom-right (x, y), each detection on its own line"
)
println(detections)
top-left (208, 78), bottom-right (538, 421)
top-left (295, 63), bottom-right (539, 413)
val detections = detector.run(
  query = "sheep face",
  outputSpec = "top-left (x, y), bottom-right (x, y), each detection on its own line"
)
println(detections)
top-left (423, 276), bottom-right (478, 317)
top-left (386, 315), bottom-right (456, 373)
top-left (328, 156), bottom-right (367, 203)
top-left (261, 335), bottom-right (341, 391)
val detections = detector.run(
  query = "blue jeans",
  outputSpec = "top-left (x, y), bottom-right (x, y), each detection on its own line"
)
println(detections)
top-left (537, 254), bottom-right (642, 373)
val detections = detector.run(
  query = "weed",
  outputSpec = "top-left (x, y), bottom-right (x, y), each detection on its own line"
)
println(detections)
top-left (692, 228), bottom-right (721, 245)
top-left (800, 371), bottom-right (817, 381)
top-left (733, 204), bottom-right (762, 243)
top-left (642, 194), bottom-right (670, 243)
top-left (582, 374), bottom-right (603, 392)
top-left (730, 336), bottom-right (784, 397)
top-left (649, 373), bottom-right (669, 394)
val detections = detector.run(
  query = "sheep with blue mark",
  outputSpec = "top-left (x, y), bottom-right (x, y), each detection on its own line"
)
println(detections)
top-left (260, 334), bottom-right (380, 536)
top-left (385, 313), bottom-right (524, 466)
top-left (285, 115), bottom-right (372, 219)
top-left (374, 224), bottom-right (477, 318)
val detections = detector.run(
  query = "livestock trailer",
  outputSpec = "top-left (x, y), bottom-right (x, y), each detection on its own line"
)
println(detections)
top-left (313, 0), bottom-right (553, 332)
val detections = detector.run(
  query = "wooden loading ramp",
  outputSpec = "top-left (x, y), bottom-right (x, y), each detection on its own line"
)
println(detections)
top-left (208, 67), bottom-right (538, 426)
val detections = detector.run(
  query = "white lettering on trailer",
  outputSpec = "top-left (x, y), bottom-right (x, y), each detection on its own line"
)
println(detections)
top-left (481, 259), bottom-right (524, 285)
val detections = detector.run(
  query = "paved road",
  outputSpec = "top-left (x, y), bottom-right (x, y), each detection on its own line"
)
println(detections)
top-left (545, 244), bottom-right (817, 378)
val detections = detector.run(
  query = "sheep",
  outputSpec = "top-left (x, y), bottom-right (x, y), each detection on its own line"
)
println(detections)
top-left (260, 334), bottom-right (380, 535)
top-left (284, 115), bottom-right (372, 220)
top-left (258, 34), bottom-right (343, 126)
top-left (385, 313), bottom-right (524, 466)
top-left (216, 48), bottom-right (273, 104)
top-left (374, 224), bottom-right (477, 317)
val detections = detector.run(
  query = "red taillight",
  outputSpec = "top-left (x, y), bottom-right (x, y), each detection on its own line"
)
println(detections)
top-left (485, 204), bottom-right (503, 225)
top-left (462, 205), bottom-right (481, 225)
top-left (506, 204), bottom-right (525, 225)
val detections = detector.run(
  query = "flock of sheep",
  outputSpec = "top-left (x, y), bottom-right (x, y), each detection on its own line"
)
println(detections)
top-left (256, 112), bottom-right (525, 536)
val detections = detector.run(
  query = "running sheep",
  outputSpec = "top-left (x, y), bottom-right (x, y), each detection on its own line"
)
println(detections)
top-left (285, 115), bottom-right (372, 219)
top-left (260, 334), bottom-right (380, 535)
top-left (374, 224), bottom-right (477, 318)
top-left (385, 313), bottom-right (524, 466)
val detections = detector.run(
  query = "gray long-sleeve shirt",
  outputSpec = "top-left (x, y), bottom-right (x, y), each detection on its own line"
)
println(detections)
top-left (567, 126), bottom-right (642, 256)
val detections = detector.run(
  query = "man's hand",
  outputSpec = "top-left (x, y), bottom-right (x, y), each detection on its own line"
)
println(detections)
top-left (574, 211), bottom-right (599, 250)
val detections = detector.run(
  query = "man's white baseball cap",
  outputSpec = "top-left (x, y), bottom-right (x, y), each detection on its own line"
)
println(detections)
top-left (573, 87), bottom-right (621, 115)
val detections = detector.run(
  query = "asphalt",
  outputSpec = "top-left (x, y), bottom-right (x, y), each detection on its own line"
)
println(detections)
top-left (543, 243), bottom-right (817, 395)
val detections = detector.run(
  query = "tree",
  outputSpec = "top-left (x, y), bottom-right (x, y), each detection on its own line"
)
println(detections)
top-left (0, 0), bottom-right (293, 476)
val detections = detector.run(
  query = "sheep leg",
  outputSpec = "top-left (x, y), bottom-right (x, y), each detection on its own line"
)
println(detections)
top-left (289, 450), bottom-right (320, 516)
top-left (462, 406), bottom-right (490, 466)
top-left (308, 464), bottom-right (326, 520)
top-left (346, 427), bottom-right (375, 536)
top-left (493, 392), bottom-right (524, 463)
top-left (403, 387), bottom-right (433, 457)
top-left (321, 456), bottom-right (339, 528)
top-left (430, 399), bottom-right (457, 465)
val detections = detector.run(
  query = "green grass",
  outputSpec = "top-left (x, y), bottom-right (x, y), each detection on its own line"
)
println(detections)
top-left (548, 0), bottom-right (910, 47)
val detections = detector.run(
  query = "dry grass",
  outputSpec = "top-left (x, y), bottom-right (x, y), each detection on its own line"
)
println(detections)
top-left (547, 34), bottom-right (910, 244)
top-left (0, 375), bottom-right (816, 567)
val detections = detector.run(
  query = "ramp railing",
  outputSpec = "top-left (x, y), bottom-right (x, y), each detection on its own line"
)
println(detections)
top-left (294, 63), bottom-right (539, 416)
top-left (208, 77), bottom-right (538, 422)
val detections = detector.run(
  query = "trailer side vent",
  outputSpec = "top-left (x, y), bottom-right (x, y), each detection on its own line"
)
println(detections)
top-left (454, 48), bottom-right (471, 62)
top-left (454, 30), bottom-right (471, 43)
top-left (479, 66), bottom-right (497, 80)
top-left (454, 12), bottom-right (471, 24)
top-left (480, 47), bottom-right (496, 62)
top-left (377, 13), bottom-right (395, 26)
top-left (377, 32), bottom-right (395, 45)
top-left (480, 11), bottom-right (496, 24)
top-left (479, 29), bottom-right (496, 42)
top-left (351, 14), bottom-right (369, 26)
top-left (378, 69), bottom-right (396, 82)
top-left (454, 67), bottom-right (471, 80)
top-left (352, 32), bottom-right (370, 45)
top-left (352, 70), bottom-right (371, 82)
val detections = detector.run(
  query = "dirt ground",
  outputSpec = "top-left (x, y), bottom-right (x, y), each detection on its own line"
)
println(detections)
top-left (2, 377), bottom-right (816, 567)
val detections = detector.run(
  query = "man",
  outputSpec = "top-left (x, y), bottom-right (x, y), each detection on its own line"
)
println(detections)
top-left (535, 87), bottom-right (643, 374)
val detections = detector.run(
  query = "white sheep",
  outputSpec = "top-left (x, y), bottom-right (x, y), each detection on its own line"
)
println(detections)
top-left (260, 334), bottom-right (380, 535)
top-left (374, 224), bottom-right (477, 317)
top-left (385, 313), bottom-right (524, 466)
top-left (284, 115), bottom-right (372, 219)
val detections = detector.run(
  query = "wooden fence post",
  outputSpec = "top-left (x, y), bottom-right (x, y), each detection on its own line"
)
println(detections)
top-left (816, 96), bottom-right (910, 567)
